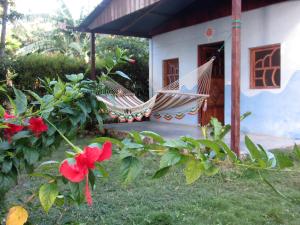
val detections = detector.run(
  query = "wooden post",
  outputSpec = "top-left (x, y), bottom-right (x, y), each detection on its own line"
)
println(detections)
top-left (231, 0), bottom-right (241, 157)
top-left (90, 32), bottom-right (96, 80)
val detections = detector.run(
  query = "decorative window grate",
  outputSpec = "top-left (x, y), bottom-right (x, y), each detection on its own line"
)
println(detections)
top-left (163, 58), bottom-right (179, 89)
top-left (250, 44), bottom-right (281, 89)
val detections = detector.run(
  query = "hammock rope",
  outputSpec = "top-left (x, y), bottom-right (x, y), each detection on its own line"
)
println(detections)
top-left (97, 58), bottom-right (215, 123)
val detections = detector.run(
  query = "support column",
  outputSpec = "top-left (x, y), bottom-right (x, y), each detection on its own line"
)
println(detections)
top-left (231, 0), bottom-right (241, 157)
top-left (90, 32), bottom-right (96, 80)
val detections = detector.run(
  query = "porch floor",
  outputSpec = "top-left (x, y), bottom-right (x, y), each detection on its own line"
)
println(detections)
top-left (104, 121), bottom-right (300, 153)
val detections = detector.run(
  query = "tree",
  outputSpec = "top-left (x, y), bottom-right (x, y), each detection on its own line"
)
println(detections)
top-left (0, 0), bottom-right (8, 58)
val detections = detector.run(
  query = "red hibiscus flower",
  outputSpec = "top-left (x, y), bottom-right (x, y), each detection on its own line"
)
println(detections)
top-left (3, 112), bottom-right (24, 142)
top-left (59, 141), bottom-right (112, 205)
top-left (28, 117), bottom-right (48, 137)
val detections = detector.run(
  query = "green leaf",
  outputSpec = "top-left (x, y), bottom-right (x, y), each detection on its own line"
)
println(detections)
top-left (216, 140), bottom-right (237, 162)
top-left (120, 156), bottom-right (142, 184)
top-left (2, 160), bottom-right (13, 173)
top-left (163, 139), bottom-right (187, 148)
top-left (27, 90), bottom-right (43, 105)
top-left (37, 161), bottom-right (59, 171)
top-left (69, 182), bottom-right (84, 204)
top-left (180, 136), bottom-right (200, 149)
top-left (39, 182), bottom-right (59, 213)
top-left (12, 131), bottom-right (31, 141)
top-left (94, 109), bottom-right (103, 130)
top-left (0, 105), bottom-right (5, 117)
top-left (160, 149), bottom-right (182, 168)
top-left (95, 163), bottom-right (109, 178)
top-left (293, 144), bottom-right (300, 160)
top-left (241, 112), bottom-right (252, 121)
top-left (93, 137), bottom-right (124, 148)
top-left (198, 139), bottom-right (223, 157)
top-left (245, 136), bottom-right (262, 161)
top-left (13, 87), bottom-right (28, 115)
top-left (129, 131), bottom-right (143, 144)
top-left (184, 159), bottom-right (204, 184)
top-left (65, 73), bottom-right (84, 82)
top-left (140, 131), bottom-right (165, 144)
top-left (274, 152), bottom-right (294, 169)
top-left (115, 71), bottom-right (131, 80)
top-left (152, 166), bottom-right (171, 179)
top-left (210, 117), bottom-right (223, 140)
top-left (122, 139), bottom-right (144, 149)
top-left (23, 148), bottom-right (39, 165)
top-left (55, 195), bottom-right (65, 207)
top-left (0, 141), bottom-right (11, 151)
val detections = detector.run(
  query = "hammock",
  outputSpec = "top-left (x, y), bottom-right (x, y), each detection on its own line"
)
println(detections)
top-left (97, 58), bottom-right (214, 123)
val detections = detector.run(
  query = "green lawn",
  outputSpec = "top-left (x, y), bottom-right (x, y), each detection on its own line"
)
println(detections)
top-left (3, 137), bottom-right (300, 225)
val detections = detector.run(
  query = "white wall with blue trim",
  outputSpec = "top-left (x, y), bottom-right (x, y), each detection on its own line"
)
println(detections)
top-left (149, 1), bottom-right (300, 139)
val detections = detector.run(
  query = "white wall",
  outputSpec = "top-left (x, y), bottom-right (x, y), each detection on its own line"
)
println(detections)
top-left (149, 1), bottom-right (300, 136)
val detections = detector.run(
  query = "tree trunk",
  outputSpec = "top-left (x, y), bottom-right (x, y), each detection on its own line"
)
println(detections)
top-left (0, 0), bottom-right (8, 58)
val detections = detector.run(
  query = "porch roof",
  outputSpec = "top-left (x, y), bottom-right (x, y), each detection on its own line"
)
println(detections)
top-left (77, 0), bottom-right (286, 38)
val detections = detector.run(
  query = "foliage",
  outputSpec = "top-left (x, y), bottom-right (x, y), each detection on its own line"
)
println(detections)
top-left (12, 54), bottom-right (87, 90)
top-left (98, 115), bottom-right (300, 202)
top-left (3, 137), bottom-right (300, 225)
top-left (96, 36), bottom-right (149, 100)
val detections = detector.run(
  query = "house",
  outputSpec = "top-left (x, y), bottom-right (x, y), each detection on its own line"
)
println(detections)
top-left (78, 0), bottom-right (300, 154)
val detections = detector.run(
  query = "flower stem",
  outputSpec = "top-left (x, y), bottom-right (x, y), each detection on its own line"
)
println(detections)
top-left (44, 118), bottom-right (81, 153)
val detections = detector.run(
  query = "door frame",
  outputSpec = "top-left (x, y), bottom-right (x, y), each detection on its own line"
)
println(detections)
top-left (197, 41), bottom-right (225, 125)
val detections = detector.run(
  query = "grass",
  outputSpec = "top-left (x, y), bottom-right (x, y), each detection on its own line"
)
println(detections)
top-left (3, 136), bottom-right (300, 225)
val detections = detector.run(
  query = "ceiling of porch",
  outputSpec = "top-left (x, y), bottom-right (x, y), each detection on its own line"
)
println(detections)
top-left (77, 0), bottom-right (287, 38)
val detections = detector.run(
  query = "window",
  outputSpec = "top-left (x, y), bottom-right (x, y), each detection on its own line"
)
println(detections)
top-left (250, 44), bottom-right (281, 89)
top-left (163, 58), bottom-right (179, 89)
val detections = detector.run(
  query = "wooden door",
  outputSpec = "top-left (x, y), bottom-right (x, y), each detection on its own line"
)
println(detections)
top-left (198, 42), bottom-right (225, 125)
top-left (163, 58), bottom-right (179, 88)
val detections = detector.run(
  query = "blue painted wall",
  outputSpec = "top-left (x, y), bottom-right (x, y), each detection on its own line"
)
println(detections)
top-left (225, 71), bottom-right (300, 139)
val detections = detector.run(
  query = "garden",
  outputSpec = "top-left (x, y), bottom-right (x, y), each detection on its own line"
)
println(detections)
top-left (1, 1), bottom-right (300, 225)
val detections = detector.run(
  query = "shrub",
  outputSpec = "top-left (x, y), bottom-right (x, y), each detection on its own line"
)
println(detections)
top-left (13, 54), bottom-right (87, 90)
top-left (97, 36), bottom-right (149, 101)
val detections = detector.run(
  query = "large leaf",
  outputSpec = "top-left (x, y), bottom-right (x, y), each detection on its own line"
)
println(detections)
top-left (6, 206), bottom-right (28, 225)
top-left (140, 131), bottom-right (165, 144)
top-left (23, 148), bottom-right (39, 165)
top-left (39, 182), bottom-right (59, 213)
top-left (13, 87), bottom-right (27, 115)
top-left (184, 159), bottom-right (204, 184)
top-left (152, 166), bottom-right (171, 179)
top-left (163, 139), bottom-right (187, 148)
top-left (12, 131), bottom-right (31, 142)
top-left (216, 140), bottom-right (237, 162)
top-left (115, 71), bottom-right (131, 80)
top-left (274, 152), bottom-right (294, 169)
top-left (198, 139), bottom-right (223, 157)
top-left (245, 136), bottom-right (268, 167)
top-left (160, 149), bottom-right (182, 168)
top-left (120, 156), bottom-right (142, 183)
top-left (66, 74), bottom-right (84, 82)
top-left (0, 104), bottom-right (5, 117)
top-left (2, 160), bottom-right (12, 173)
top-left (122, 139), bottom-right (144, 149)
top-left (210, 117), bottom-right (223, 140)
top-left (129, 131), bottom-right (143, 144)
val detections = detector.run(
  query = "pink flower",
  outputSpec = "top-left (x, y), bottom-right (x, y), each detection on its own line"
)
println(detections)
top-left (28, 117), bottom-right (48, 137)
top-left (59, 142), bottom-right (112, 206)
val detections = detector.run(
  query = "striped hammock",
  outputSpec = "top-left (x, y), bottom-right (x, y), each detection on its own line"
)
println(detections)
top-left (97, 58), bottom-right (214, 123)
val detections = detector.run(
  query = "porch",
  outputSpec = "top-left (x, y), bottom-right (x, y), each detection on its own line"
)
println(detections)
top-left (104, 121), bottom-right (300, 153)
